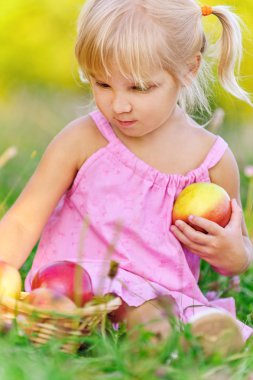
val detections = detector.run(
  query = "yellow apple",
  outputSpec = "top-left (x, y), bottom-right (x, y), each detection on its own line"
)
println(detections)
top-left (24, 288), bottom-right (77, 313)
top-left (172, 183), bottom-right (232, 232)
top-left (0, 261), bottom-right (22, 299)
top-left (20, 288), bottom-right (78, 340)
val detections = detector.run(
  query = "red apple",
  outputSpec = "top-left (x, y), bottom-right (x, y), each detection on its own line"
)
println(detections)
top-left (31, 261), bottom-right (94, 307)
top-left (24, 288), bottom-right (77, 313)
top-left (107, 293), bottom-right (129, 323)
top-left (172, 183), bottom-right (232, 232)
top-left (0, 261), bottom-right (22, 299)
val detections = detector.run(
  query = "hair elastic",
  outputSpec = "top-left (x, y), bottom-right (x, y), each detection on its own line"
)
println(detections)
top-left (201, 5), bottom-right (213, 16)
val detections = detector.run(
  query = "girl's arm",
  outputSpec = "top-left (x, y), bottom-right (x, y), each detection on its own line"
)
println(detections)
top-left (171, 147), bottom-right (253, 276)
top-left (208, 147), bottom-right (253, 275)
top-left (0, 117), bottom-right (91, 269)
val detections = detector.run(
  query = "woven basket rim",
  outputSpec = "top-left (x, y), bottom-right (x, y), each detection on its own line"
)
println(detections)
top-left (0, 291), bottom-right (122, 319)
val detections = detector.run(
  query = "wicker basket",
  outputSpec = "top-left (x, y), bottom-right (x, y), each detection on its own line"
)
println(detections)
top-left (0, 292), bottom-right (122, 353)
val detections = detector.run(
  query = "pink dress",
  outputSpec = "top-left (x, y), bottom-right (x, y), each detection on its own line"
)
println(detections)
top-left (25, 110), bottom-right (252, 340)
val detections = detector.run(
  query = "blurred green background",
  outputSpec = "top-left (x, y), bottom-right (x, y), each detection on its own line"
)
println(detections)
top-left (0, 0), bottom-right (253, 213)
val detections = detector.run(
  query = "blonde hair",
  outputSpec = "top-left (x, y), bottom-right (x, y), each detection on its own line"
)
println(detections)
top-left (75, 0), bottom-right (252, 117)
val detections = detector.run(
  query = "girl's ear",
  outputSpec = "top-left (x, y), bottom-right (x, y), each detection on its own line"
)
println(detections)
top-left (183, 53), bottom-right (202, 87)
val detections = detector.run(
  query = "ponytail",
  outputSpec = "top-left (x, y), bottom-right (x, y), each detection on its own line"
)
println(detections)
top-left (210, 6), bottom-right (252, 107)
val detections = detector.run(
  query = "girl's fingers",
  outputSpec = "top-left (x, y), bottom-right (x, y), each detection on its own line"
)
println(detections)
top-left (227, 199), bottom-right (243, 229)
top-left (187, 215), bottom-right (222, 235)
top-left (172, 220), bottom-right (209, 245)
top-left (171, 226), bottom-right (208, 256)
top-left (173, 219), bottom-right (212, 243)
top-left (188, 200), bottom-right (242, 233)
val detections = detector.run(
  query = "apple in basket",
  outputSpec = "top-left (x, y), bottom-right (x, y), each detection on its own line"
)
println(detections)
top-left (18, 288), bottom-right (78, 338)
top-left (172, 183), bottom-right (232, 232)
top-left (0, 260), bottom-right (22, 299)
top-left (31, 261), bottom-right (94, 307)
top-left (24, 288), bottom-right (77, 313)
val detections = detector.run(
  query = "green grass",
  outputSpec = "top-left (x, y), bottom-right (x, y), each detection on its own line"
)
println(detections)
top-left (0, 315), bottom-right (253, 380)
top-left (0, 89), bottom-right (253, 380)
top-left (0, 311), bottom-right (253, 380)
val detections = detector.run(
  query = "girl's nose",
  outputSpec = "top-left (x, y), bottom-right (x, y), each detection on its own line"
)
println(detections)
top-left (112, 94), bottom-right (132, 114)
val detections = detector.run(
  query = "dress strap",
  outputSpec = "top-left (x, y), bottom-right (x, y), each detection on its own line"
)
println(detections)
top-left (89, 110), bottom-right (117, 143)
top-left (201, 136), bottom-right (228, 169)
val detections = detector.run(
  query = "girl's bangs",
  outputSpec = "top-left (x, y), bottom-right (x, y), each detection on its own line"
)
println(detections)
top-left (84, 16), bottom-right (165, 87)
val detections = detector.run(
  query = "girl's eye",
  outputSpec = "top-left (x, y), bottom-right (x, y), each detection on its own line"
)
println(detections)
top-left (132, 85), bottom-right (155, 92)
top-left (94, 81), bottom-right (156, 92)
top-left (95, 82), bottom-right (110, 88)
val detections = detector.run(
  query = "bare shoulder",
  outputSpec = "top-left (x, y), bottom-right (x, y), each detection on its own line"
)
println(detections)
top-left (209, 144), bottom-right (240, 199)
top-left (52, 114), bottom-right (108, 170)
top-left (187, 120), bottom-right (217, 148)
top-left (187, 121), bottom-right (240, 196)
top-left (182, 120), bottom-right (217, 169)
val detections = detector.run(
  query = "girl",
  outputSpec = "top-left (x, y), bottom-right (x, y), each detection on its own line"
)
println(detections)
top-left (0, 0), bottom-right (253, 355)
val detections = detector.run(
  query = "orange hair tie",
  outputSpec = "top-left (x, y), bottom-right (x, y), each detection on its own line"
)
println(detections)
top-left (201, 5), bottom-right (213, 16)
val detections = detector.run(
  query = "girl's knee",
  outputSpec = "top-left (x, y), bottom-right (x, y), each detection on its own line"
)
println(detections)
top-left (125, 299), bottom-right (172, 341)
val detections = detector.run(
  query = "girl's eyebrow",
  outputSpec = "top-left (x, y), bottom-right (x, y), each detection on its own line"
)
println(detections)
top-left (92, 76), bottom-right (156, 86)
top-left (91, 76), bottom-right (112, 85)
top-left (90, 74), bottom-right (100, 80)
top-left (91, 74), bottom-right (161, 88)
top-left (90, 74), bottom-right (104, 80)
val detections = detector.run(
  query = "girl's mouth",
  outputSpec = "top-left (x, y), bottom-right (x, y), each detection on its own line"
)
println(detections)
top-left (116, 119), bottom-right (137, 128)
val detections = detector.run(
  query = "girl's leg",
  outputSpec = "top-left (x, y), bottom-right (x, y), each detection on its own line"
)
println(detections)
top-left (125, 298), bottom-right (172, 341)
top-left (126, 300), bottom-right (245, 356)
top-left (125, 298), bottom-right (245, 357)
top-left (185, 308), bottom-right (245, 357)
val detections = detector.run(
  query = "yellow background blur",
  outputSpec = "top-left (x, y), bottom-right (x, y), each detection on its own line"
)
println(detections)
top-left (1, 1), bottom-right (252, 112)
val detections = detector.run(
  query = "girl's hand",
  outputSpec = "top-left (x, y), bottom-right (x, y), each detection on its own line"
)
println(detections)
top-left (171, 199), bottom-right (250, 276)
